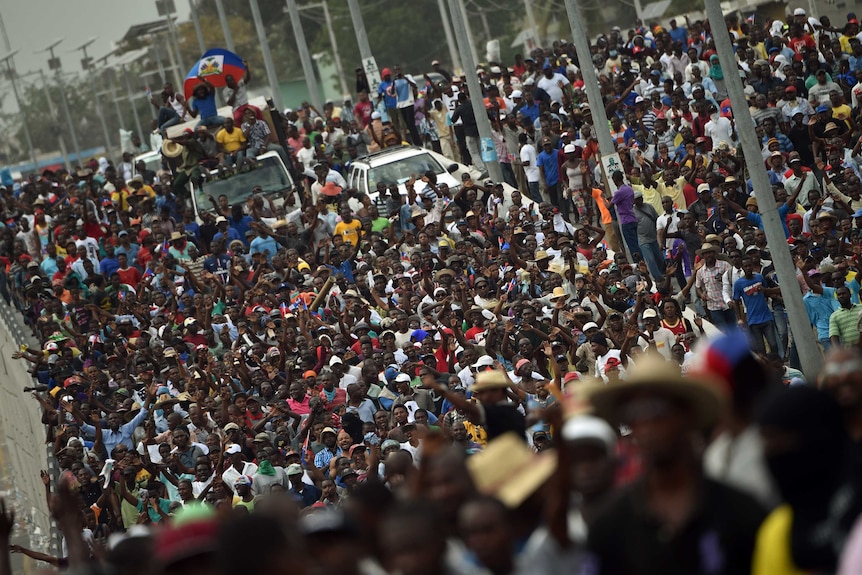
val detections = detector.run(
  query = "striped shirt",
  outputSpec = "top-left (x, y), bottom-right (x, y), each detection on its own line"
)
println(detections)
top-left (829, 304), bottom-right (862, 345)
top-left (695, 260), bottom-right (732, 311)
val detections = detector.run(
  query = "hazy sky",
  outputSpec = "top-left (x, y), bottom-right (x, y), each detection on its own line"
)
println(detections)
top-left (2, 1), bottom-right (179, 78)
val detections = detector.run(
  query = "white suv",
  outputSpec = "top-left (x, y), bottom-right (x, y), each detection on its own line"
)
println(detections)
top-left (347, 146), bottom-right (501, 201)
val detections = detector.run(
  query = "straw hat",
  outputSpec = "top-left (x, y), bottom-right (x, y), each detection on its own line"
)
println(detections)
top-left (471, 369), bottom-right (511, 393)
top-left (467, 432), bottom-right (557, 508)
top-left (154, 393), bottom-right (180, 410)
top-left (588, 354), bottom-right (725, 429)
top-left (162, 139), bottom-right (184, 159)
top-left (549, 286), bottom-right (568, 302)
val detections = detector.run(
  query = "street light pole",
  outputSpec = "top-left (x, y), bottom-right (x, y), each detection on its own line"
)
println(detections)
top-left (0, 51), bottom-right (38, 170)
top-left (214, 0), bottom-right (235, 52)
top-left (121, 64), bottom-right (145, 142)
top-left (286, 0), bottom-right (321, 110)
top-left (435, 0), bottom-right (461, 72)
top-left (704, 0), bottom-right (822, 381)
top-left (447, 0), bottom-right (502, 182)
top-left (563, 0), bottom-right (634, 262)
top-left (37, 69), bottom-right (70, 170)
top-left (39, 39), bottom-right (81, 167)
top-left (456, 0), bottom-right (479, 66)
top-left (321, 0), bottom-right (349, 97)
top-left (189, 0), bottom-right (206, 54)
top-left (249, 0), bottom-right (283, 111)
top-left (73, 39), bottom-right (113, 160)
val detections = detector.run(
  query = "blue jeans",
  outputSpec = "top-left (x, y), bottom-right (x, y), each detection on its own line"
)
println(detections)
top-left (158, 107), bottom-right (181, 132)
top-left (639, 240), bottom-right (665, 282)
top-left (621, 222), bottom-right (640, 259)
top-left (527, 181), bottom-right (542, 203)
top-left (196, 115), bottom-right (226, 129)
top-left (748, 320), bottom-right (779, 356)
top-left (708, 308), bottom-right (736, 333)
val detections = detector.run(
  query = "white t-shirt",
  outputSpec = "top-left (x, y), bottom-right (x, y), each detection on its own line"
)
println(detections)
top-left (656, 211), bottom-right (680, 249)
top-left (520, 144), bottom-right (540, 182)
top-left (595, 349), bottom-right (626, 382)
top-left (223, 78), bottom-right (248, 110)
top-left (296, 146), bottom-right (317, 173)
top-left (639, 327), bottom-right (677, 360)
top-left (536, 73), bottom-right (570, 104)
top-left (704, 116), bottom-right (733, 148)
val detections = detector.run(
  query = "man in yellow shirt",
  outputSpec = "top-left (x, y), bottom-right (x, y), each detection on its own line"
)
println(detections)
top-left (215, 117), bottom-right (247, 167)
top-left (334, 204), bottom-right (362, 246)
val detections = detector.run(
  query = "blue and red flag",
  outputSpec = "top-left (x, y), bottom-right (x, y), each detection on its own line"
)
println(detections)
top-left (183, 48), bottom-right (247, 100)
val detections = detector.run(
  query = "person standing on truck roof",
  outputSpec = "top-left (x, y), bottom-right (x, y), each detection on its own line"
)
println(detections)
top-left (224, 61), bottom-right (260, 125)
top-left (170, 129), bottom-right (205, 198)
top-left (185, 79), bottom-right (225, 129)
top-left (240, 108), bottom-right (290, 168)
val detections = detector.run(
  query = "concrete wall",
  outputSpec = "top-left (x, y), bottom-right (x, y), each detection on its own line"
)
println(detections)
top-left (0, 302), bottom-right (55, 572)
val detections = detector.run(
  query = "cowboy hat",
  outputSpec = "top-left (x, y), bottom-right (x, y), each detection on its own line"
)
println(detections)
top-left (162, 139), bottom-right (184, 159)
top-left (588, 354), bottom-right (725, 429)
top-left (471, 369), bottom-right (511, 393)
top-left (467, 432), bottom-right (557, 508)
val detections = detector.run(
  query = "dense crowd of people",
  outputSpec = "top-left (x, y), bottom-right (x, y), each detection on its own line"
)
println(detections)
top-left (2, 6), bottom-right (862, 575)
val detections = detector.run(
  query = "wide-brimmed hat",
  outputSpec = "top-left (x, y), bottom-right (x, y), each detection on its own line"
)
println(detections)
top-left (588, 354), bottom-right (725, 429)
top-left (471, 369), bottom-right (511, 392)
top-left (549, 286), bottom-right (568, 302)
top-left (154, 393), bottom-right (180, 410)
top-left (467, 432), bottom-right (557, 508)
top-left (162, 139), bottom-right (184, 159)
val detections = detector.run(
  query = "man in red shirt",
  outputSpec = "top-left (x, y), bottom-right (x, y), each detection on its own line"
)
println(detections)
top-left (352, 90), bottom-right (373, 128)
top-left (116, 253), bottom-right (141, 288)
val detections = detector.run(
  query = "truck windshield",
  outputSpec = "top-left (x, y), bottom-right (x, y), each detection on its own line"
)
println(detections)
top-left (195, 156), bottom-right (291, 209)
top-left (367, 152), bottom-right (445, 190)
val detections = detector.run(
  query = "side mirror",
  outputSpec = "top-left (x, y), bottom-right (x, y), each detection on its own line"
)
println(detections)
top-left (446, 163), bottom-right (459, 173)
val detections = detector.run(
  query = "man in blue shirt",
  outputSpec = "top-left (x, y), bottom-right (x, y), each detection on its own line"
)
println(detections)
top-left (802, 267), bottom-right (839, 350)
top-left (733, 256), bottom-right (781, 356)
top-left (249, 223), bottom-right (279, 263)
top-left (187, 80), bottom-right (225, 129)
top-left (75, 383), bottom-right (156, 457)
top-left (668, 19), bottom-right (688, 45)
top-left (99, 244), bottom-right (120, 278)
top-left (536, 138), bottom-right (564, 218)
top-left (213, 216), bottom-right (241, 245)
top-left (377, 67), bottom-right (400, 132)
top-left (394, 66), bottom-right (420, 145)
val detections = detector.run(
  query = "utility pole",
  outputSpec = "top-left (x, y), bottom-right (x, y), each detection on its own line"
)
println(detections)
top-left (321, 0), bottom-right (348, 97)
top-left (456, 0), bottom-right (479, 66)
top-left (214, 0), bottom-right (235, 52)
top-left (249, 0), bottom-right (283, 110)
top-left (286, 0), bottom-right (321, 110)
top-left (37, 69), bottom-right (70, 169)
top-left (704, 0), bottom-right (822, 381)
top-left (479, 9), bottom-right (492, 45)
top-left (189, 0), bottom-right (206, 54)
top-left (165, 13), bottom-right (185, 77)
top-left (346, 0), bottom-right (382, 99)
top-left (0, 51), bottom-right (38, 170)
top-left (522, 0), bottom-right (539, 49)
top-left (447, 0), bottom-right (502, 182)
top-left (105, 67), bottom-right (125, 135)
top-left (435, 0), bottom-right (461, 72)
top-left (73, 39), bottom-right (113, 160)
top-left (39, 39), bottom-right (81, 167)
top-left (563, 0), bottom-right (634, 262)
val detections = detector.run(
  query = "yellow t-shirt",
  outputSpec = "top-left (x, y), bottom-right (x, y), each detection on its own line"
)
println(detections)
top-left (752, 505), bottom-right (808, 575)
top-left (334, 219), bottom-right (362, 246)
top-left (216, 127), bottom-right (247, 153)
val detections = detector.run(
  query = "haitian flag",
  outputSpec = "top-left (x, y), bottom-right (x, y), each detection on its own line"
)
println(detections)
top-left (183, 48), bottom-right (247, 100)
